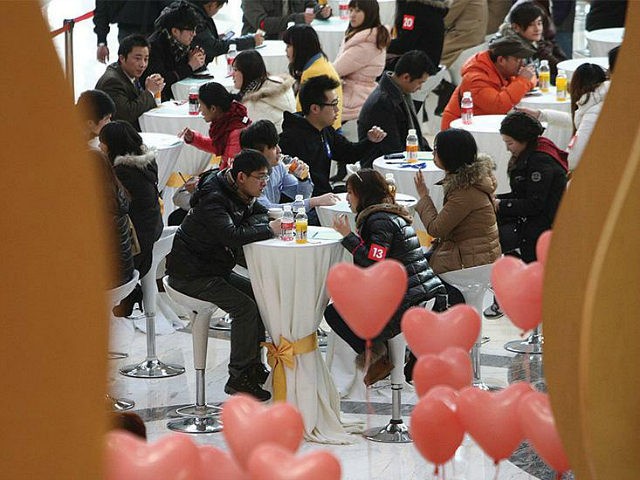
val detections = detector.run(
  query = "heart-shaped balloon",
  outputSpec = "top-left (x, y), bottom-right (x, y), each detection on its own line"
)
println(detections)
top-left (412, 347), bottom-right (472, 396)
top-left (411, 392), bottom-right (465, 466)
top-left (491, 256), bottom-right (544, 332)
top-left (198, 446), bottom-right (251, 480)
top-left (221, 394), bottom-right (305, 468)
top-left (247, 443), bottom-right (341, 480)
top-left (104, 431), bottom-right (201, 480)
top-left (518, 391), bottom-right (570, 473)
top-left (326, 260), bottom-right (407, 340)
top-left (423, 385), bottom-right (460, 411)
top-left (456, 382), bottom-right (534, 462)
top-left (401, 304), bottom-right (481, 356)
top-left (536, 230), bottom-right (552, 265)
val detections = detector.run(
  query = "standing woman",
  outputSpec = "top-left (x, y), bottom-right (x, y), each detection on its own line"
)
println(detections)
top-left (180, 82), bottom-right (251, 169)
top-left (333, 0), bottom-right (390, 122)
top-left (283, 24), bottom-right (343, 130)
top-left (325, 169), bottom-right (446, 385)
top-left (232, 50), bottom-right (296, 133)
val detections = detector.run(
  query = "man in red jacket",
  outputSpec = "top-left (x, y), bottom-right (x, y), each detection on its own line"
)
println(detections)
top-left (441, 36), bottom-right (538, 130)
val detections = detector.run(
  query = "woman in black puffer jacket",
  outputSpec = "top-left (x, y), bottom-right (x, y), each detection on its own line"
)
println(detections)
top-left (325, 169), bottom-right (446, 385)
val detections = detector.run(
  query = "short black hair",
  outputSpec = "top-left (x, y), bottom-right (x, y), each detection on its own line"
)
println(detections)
top-left (240, 120), bottom-right (279, 151)
top-left (156, 1), bottom-right (199, 30)
top-left (118, 34), bottom-right (150, 59)
top-left (299, 75), bottom-right (340, 116)
top-left (434, 129), bottom-right (478, 173)
top-left (509, 2), bottom-right (544, 30)
top-left (230, 149), bottom-right (270, 180)
top-left (98, 120), bottom-right (145, 162)
top-left (199, 81), bottom-right (235, 111)
top-left (608, 45), bottom-right (620, 73)
top-left (394, 50), bottom-right (437, 78)
top-left (76, 89), bottom-right (116, 123)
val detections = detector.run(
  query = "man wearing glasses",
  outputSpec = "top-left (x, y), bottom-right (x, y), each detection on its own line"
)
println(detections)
top-left (142, 2), bottom-right (206, 101)
top-left (166, 150), bottom-right (281, 402)
top-left (279, 75), bottom-right (387, 197)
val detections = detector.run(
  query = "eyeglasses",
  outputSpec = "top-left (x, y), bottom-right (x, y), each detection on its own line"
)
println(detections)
top-left (319, 100), bottom-right (339, 109)
top-left (249, 173), bottom-right (270, 182)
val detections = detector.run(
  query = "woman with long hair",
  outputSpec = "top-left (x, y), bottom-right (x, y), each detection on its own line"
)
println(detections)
top-left (232, 50), bottom-right (296, 133)
top-left (325, 169), bottom-right (446, 385)
top-left (282, 24), bottom-right (343, 130)
top-left (333, 0), bottom-right (390, 121)
top-left (180, 81), bottom-right (252, 169)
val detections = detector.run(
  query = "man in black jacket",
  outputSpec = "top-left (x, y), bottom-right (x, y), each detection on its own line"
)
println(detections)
top-left (166, 150), bottom-right (281, 401)
top-left (279, 75), bottom-right (387, 196)
top-left (241, 0), bottom-right (331, 40)
top-left (358, 50), bottom-right (436, 167)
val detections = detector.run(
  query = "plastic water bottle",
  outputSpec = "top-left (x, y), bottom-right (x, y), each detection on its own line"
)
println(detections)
top-left (226, 43), bottom-right (237, 76)
top-left (339, 0), bottom-right (349, 20)
top-left (188, 86), bottom-right (199, 115)
top-left (385, 173), bottom-right (397, 197)
top-left (405, 128), bottom-right (419, 163)
top-left (292, 194), bottom-right (304, 213)
top-left (556, 69), bottom-right (568, 101)
top-left (295, 207), bottom-right (308, 244)
top-left (461, 91), bottom-right (473, 125)
top-left (538, 60), bottom-right (550, 92)
top-left (280, 205), bottom-right (294, 241)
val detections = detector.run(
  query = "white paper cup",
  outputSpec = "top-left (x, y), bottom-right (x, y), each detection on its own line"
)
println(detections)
top-left (268, 208), bottom-right (283, 220)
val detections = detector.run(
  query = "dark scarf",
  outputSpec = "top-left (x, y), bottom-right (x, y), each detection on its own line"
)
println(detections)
top-left (239, 78), bottom-right (265, 99)
top-left (208, 101), bottom-right (251, 156)
top-left (223, 169), bottom-right (255, 205)
top-left (165, 29), bottom-right (190, 64)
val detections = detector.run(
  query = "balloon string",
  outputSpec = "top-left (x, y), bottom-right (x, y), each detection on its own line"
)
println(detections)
top-left (365, 339), bottom-right (373, 480)
top-left (492, 460), bottom-right (500, 480)
top-left (524, 352), bottom-right (531, 383)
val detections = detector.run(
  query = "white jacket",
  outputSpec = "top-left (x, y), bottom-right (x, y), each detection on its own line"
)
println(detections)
top-left (241, 75), bottom-right (296, 133)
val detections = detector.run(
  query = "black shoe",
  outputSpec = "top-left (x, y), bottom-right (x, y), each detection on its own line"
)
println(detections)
top-left (483, 299), bottom-right (504, 319)
top-left (112, 283), bottom-right (143, 317)
top-left (251, 363), bottom-right (270, 384)
top-left (404, 351), bottom-right (417, 383)
top-left (224, 373), bottom-right (271, 402)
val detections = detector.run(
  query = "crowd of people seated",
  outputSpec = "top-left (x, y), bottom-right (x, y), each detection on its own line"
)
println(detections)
top-left (82, 0), bottom-right (624, 404)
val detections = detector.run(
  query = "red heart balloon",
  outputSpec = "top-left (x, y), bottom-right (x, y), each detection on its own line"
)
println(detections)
top-left (104, 431), bottom-right (201, 480)
top-left (411, 393), bottom-right (465, 466)
top-left (247, 443), bottom-right (341, 480)
top-left (423, 385), bottom-right (460, 411)
top-left (413, 347), bottom-right (472, 396)
top-left (518, 392), bottom-right (570, 473)
top-left (491, 257), bottom-right (544, 332)
top-left (456, 382), bottom-right (534, 462)
top-left (536, 230), bottom-right (552, 265)
top-left (198, 446), bottom-right (250, 480)
top-left (221, 394), bottom-right (305, 468)
top-left (401, 304), bottom-right (481, 355)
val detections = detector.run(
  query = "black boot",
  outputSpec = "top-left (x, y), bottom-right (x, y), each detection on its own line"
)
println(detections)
top-left (225, 370), bottom-right (271, 402)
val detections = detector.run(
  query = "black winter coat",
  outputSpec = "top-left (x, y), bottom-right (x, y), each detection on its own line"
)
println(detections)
top-left (144, 30), bottom-right (194, 101)
top-left (279, 111), bottom-right (378, 196)
top-left (93, 0), bottom-right (169, 44)
top-left (167, 169), bottom-right (275, 279)
top-left (342, 203), bottom-right (445, 340)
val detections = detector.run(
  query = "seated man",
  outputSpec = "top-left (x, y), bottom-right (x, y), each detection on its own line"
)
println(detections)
top-left (441, 36), bottom-right (537, 130)
top-left (166, 150), bottom-right (281, 401)
top-left (95, 34), bottom-right (164, 131)
top-left (75, 89), bottom-right (116, 147)
top-left (358, 50), bottom-right (436, 167)
top-left (143, 2), bottom-right (206, 101)
top-left (241, 0), bottom-right (331, 40)
top-left (279, 75), bottom-right (387, 197)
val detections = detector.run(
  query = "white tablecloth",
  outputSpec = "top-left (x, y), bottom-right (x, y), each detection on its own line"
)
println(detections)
top-left (171, 62), bottom-right (235, 102)
top-left (556, 57), bottom-right (609, 81)
top-left (139, 133), bottom-right (184, 188)
top-left (585, 27), bottom-right (624, 57)
top-left (517, 87), bottom-right (572, 149)
top-left (327, 0), bottom-right (396, 25)
top-left (311, 17), bottom-right (349, 62)
top-left (243, 226), bottom-right (352, 443)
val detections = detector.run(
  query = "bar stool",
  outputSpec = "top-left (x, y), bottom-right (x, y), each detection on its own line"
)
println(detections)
top-left (107, 270), bottom-right (139, 410)
top-left (363, 334), bottom-right (412, 443)
top-left (162, 277), bottom-right (223, 434)
top-left (439, 264), bottom-right (496, 391)
top-left (120, 227), bottom-right (185, 378)
top-left (505, 325), bottom-right (544, 354)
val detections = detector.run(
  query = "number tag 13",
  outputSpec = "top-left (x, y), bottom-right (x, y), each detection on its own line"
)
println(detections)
top-left (368, 243), bottom-right (388, 261)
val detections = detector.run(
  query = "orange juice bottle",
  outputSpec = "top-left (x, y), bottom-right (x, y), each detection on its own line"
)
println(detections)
top-left (556, 70), bottom-right (567, 101)
top-left (406, 128), bottom-right (419, 163)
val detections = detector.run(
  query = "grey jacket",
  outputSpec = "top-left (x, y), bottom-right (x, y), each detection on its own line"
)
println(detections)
top-left (241, 0), bottom-right (321, 39)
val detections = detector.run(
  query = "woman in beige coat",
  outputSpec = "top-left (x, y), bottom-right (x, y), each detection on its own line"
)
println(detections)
top-left (414, 128), bottom-right (501, 303)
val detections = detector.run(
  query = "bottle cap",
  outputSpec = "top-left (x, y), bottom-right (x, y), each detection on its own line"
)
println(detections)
top-left (540, 59), bottom-right (549, 66)
top-left (462, 91), bottom-right (471, 98)
top-left (283, 204), bottom-right (292, 211)
top-left (385, 173), bottom-right (395, 181)
top-left (558, 69), bottom-right (566, 76)
top-left (228, 43), bottom-right (237, 52)
top-left (295, 194), bottom-right (303, 201)
top-left (408, 129), bottom-right (416, 135)
top-left (297, 207), bottom-right (306, 214)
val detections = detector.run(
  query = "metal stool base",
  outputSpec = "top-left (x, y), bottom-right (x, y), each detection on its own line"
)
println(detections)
top-left (119, 359), bottom-right (185, 378)
top-left (108, 351), bottom-right (128, 360)
top-left (209, 314), bottom-right (232, 331)
top-left (176, 403), bottom-right (222, 416)
top-left (473, 380), bottom-right (502, 391)
top-left (505, 339), bottom-right (543, 354)
top-left (364, 421), bottom-right (412, 443)
top-left (167, 415), bottom-right (223, 434)
top-left (108, 395), bottom-right (135, 411)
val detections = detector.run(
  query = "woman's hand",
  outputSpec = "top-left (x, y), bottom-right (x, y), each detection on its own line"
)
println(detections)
top-left (178, 127), bottom-right (194, 143)
top-left (413, 171), bottom-right (429, 198)
top-left (332, 214), bottom-right (351, 237)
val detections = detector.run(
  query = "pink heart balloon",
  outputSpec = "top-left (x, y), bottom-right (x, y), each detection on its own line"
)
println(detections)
top-left (456, 382), bottom-right (534, 462)
top-left (221, 394), bottom-right (305, 468)
top-left (198, 446), bottom-right (250, 480)
top-left (491, 257), bottom-right (544, 332)
top-left (413, 347), bottom-right (472, 396)
top-left (104, 431), bottom-right (201, 480)
top-left (401, 304), bottom-right (481, 355)
top-left (247, 443), bottom-right (341, 480)
top-left (518, 392), bottom-right (571, 473)
top-left (423, 385), bottom-right (460, 411)
top-left (327, 260), bottom-right (407, 340)
top-left (536, 230), bottom-right (552, 265)
top-left (411, 393), bottom-right (465, 466)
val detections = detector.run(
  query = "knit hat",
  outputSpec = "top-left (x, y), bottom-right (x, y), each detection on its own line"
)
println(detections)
top-left (500, 111), bottom-right (545, 143)
top-left (489, 36), bottom-right (537, 58)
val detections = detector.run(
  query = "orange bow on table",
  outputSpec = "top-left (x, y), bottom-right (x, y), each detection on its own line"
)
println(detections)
top-left (261, 333), bottom-right (318, 402)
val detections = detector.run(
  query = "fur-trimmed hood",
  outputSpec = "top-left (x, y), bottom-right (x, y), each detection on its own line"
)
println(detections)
top-left (405, 0), bottom-right (451, 9)
top-left (356, 202), bottom-right (412, 230)
top-left (113, 145), bottom-right (158, 170)
top-left (440, 153), bottom-right (496, 197)
top-left (242, 75), bottom-right (295, 107)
